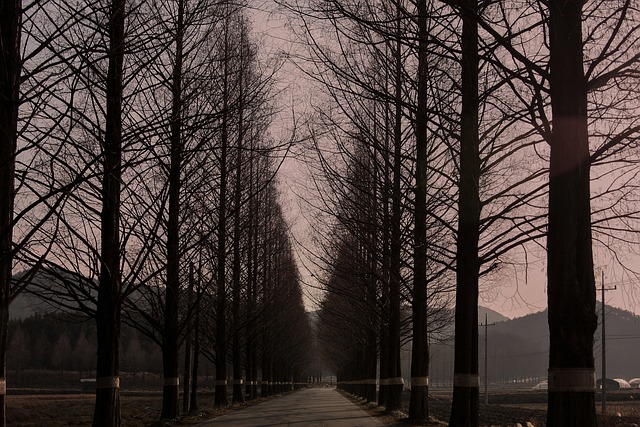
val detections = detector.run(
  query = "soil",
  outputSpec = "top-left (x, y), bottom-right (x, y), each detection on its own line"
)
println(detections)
top-left (7, 388), bottom-right (640, 426)
top-left (6, 390), bottom-right (289, 426)
top-left (340, 390), bottom-right (640, 427)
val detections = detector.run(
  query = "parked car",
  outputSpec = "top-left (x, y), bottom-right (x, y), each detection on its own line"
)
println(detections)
top-left (629, 378), bottom-right (640, 388)
top-left (532, 380), bottom-right (548, 391)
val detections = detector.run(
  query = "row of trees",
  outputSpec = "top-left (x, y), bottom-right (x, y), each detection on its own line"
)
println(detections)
top-left (1, 0), bottom-right (314, 426)
top-left (8, 313), bottom-right (166, 381)
top-left (284, 0), bottom-right (640, 425)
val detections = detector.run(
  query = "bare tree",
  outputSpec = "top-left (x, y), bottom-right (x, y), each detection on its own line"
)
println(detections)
top-left (52, 332), bottom-right (73, 379)
top-left (7, 326), bottom-right (30, 382)
top-left (0, 1), bottom-right (20, 423)
top-left (408, 0), bottom-right (430, 419)
top-left (546, 0), bottom-right (596, 424)
top-left (449, 0), bottom-right (481, 423)
top-left (162, 0), bottom-right (186, 417)
top-left (74, 330), bottom-right (95, 377)
top-left (92, 0), bottom-right (127, 422)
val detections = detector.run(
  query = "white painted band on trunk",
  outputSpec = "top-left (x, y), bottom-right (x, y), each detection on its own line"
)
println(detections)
top-left (341, 379), bottom-right (377, 385)
top-left (215, 380), bottom-right (228, 386)
top-left (453, 374), bottom-right (479, 388)
top-left (0, 378), bottom-right (6, 395)
top-left (231, 379), bottom-right (244, 385)
top-left (96, 376), bottom-right (120, 389)
top-left (385, 377), bottom-right (404, 386)
top-left (411, 377), bottom-right (429, 387)
top-left (164, 377), bottom-right (179, 386)
top-left (548, 369), bottom-right (595, 391)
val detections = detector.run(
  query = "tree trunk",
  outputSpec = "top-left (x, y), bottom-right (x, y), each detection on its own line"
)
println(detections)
top-left (261, 352), bottom-right (271, 398)
top-left (386, 1), bottom-right (404, 411)
top-left (231, 27), bottom-right (245, 404)
top-left (189, 273), bottom-right (200, 414)
top-left (93, 0), bottom-right (125, 424)
top-left (261, 230), bottom-right (272, 399)
top-left (546, 0), bottom-right (597, 425)
top-left (161, 0), bottom-right (185, 419)
top-left (449, 0), bottom-right (481, 424)
top-left (245, 140), bottom-right (257, 401)
top-left (183, 264), bottom-right (194, 413)
top-left (409, 0), bottom-right (430, 421)
top-left (378, 82), bottom-right (392, 407)
top-left (0, 3), bottom-right (20, 426)
top-left (365, 196), bottom-right (377, 404)
top-left (214, 14), bottom-right (231, 408)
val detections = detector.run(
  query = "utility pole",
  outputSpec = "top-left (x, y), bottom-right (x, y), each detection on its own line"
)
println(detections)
top-left (600, 271), bottom-right (616, 417)
top-left (479, 313), bottom-right (495, 405)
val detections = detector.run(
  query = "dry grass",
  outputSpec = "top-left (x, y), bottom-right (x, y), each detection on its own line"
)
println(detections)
top-left (6, 392), bottom-right (283, 426)
top-left (502, 401), bottom-right (640, 418)
top-left (8, 391), bottom-right (640, 426)
top-left (342, 390), bottom-right (640, 427)
top-left (7, 394), bottom-right (162, 426)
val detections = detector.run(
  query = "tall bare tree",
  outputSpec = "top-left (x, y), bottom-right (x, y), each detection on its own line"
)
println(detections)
top-left (93, 0), bottom-right (126, 423)
top-left (546, 0), bottom-right (596, 424)
top-left (0, 1), bottom-right (20, 424)
top-left (449, 0), bottom-right (481, 423)
top-left (408, 0), bottom-right (430, 420)
top-left (161, 0), bottom-right (185, 418)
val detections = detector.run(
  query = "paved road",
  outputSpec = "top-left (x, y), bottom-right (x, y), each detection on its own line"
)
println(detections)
top-left (198, 387), bottom-right (382, 426)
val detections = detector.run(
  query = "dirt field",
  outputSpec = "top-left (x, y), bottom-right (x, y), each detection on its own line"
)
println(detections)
top-left (7, 389), bottom-right (640, 426)
top-left (347, 389), bottom-right (640, 426)
top-left (6, 391), bottom-right (281, 426)
top-left (426, 399), bottom-right (640, 426)
top-left (7, 394), bottom-right (160, 426)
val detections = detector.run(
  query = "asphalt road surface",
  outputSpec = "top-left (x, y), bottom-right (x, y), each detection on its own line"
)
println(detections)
top-left (198, 387), bottom-right (382, 426)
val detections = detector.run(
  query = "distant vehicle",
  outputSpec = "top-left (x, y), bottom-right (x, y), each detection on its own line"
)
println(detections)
top-left (629, 378), bottom-right (640, 388)
top-left (532, 380), bottom-right (548, 391)
top-left (597, 378), bottom-right (631, 390)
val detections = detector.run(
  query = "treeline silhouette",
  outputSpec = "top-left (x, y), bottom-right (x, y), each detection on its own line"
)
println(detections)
top-left (426, 305), bottom-right (640, 387)
top-left (7, 312), bottom-right (214, 389)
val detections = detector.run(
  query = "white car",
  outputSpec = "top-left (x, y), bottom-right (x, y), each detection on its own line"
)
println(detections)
top-left (629, 378), bottom-right (640, 388)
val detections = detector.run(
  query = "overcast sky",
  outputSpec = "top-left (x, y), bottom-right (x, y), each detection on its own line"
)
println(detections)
top-left (251, 2), bottom-right (640, 320)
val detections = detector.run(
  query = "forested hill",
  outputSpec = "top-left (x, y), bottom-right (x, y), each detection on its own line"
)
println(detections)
top-left (479, 306), bottom-right (509, 325)
top-left (428, 304), bottom-right (640, 386)
top-left (487, 303), bottom-right (640, 380)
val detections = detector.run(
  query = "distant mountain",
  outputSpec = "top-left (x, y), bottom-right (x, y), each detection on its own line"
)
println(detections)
top-left (428, 303), bottom-right (640, 385)
top-left (479, 306), bottom-right (509, 324)
top-left (487, 303), bottom-right (640, 380)
top-left (9, 293), bottom-right (39, 320)
top-left (9, 267), bottom-right (96, 320)
top-left (491, 303), bottom-right (640, 344)
top-left (492, 309), bottom-right (549, 341)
